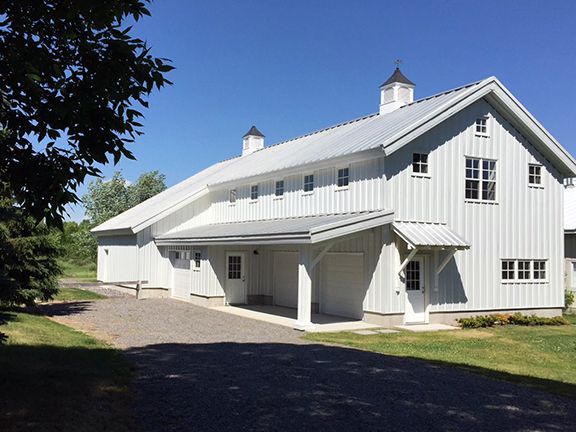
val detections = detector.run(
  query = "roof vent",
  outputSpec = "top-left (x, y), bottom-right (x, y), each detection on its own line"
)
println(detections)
top-left (242, 125), bottom-right (265, 156)
top-left (379, 67), bottom-right (415, 115)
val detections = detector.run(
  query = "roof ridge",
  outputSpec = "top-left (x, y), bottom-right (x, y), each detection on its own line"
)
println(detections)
top-left (400, 78), bottom-right (487, 109)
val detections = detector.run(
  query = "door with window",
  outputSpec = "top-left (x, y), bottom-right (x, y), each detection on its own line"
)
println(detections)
top-left (226, 252), bottom-right (247, 304)
top-left (404, 257), bottom-right (426, 323)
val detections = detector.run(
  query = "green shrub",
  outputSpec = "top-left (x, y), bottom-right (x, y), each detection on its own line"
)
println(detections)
top-left (457, 313), bottom-right (569, 328)
top-left (566, 289), bottom-right (575, 310)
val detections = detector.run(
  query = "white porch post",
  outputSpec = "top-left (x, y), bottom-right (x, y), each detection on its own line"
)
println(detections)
top-left (294, 245), bottom-right (315, 331)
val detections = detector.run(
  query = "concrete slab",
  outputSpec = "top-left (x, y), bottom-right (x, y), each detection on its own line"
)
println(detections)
top-left (376, 329), bottom-right (400, 334)
top-left (395, 323), bottom-right (460, 332)
top-left (352, 330), bottom-right (379, 335)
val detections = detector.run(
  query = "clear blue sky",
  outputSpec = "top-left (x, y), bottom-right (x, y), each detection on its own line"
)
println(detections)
top-left (67, 0), bottom-right (576, 221)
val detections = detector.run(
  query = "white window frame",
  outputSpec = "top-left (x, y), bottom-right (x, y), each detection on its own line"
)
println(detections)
top-left (336, 166), bottom-right (350, 189)
top-left (501, 260), bottom-right (515, 280)
top-left (517, 260), bottom-right (531, 280)
top-left (528, 164), bottom-right (543, 188)
top-left (465, 157), bottom-right (496, 203)
top-left (193, 250), bottom-right (201, 271)
top-left (501, 259), bottom-right (548, 283)
top-left (475, 117), bottom-right (489, 137)
top-left (412, 153), bottom-right (430, 177)
top-left (250, 184), bottom-right (259, 201)
top-left (275, 179), bottom-right (284, 198)
top-left (303, 174), bottom-right (314, 194)
top-left (533, 260), bottom-right (546, 280)
top-left (229, 188), bottom-right (237, 205)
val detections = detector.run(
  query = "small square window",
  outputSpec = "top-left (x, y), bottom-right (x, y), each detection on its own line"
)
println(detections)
top-left (412, 153), bottom-right (428, 174)
top-left (229, 189), bottom-right (237, 203)
top-left (250, 184), bottom-right (259, 200)
top-left (533, 260), bottom-right (546, 279)
top-left (275, 180), bottom-right (284, 197)
top-left (529, 165), bottom-right (542, 186)
top-left (518, 260), bottom-right (531, 280)
top-left (337, 167), bottom-right (349, 188)
top-left (303, 174), bottom-right (314, 193)
top-left (501, 260), bottom-right (515, 280)
top-left (475, 117), bottom-right (488, 135)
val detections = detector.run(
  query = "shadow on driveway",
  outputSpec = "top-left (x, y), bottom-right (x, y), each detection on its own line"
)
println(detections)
top-left (127, 342), bottom-right (574, 432)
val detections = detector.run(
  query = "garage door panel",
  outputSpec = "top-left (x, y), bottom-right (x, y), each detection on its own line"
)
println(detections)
top-left (322, 254), bottom-right (364, 319)
top-left (273, 252), bottom-right (298, 308)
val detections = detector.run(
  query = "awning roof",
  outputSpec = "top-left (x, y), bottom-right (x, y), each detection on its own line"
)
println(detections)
top-left (155, 210), bottom-right (394, 246)
top-left (392, 221), bottom-right (470, 249)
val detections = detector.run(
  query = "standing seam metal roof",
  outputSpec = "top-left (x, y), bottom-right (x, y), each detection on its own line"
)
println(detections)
top-left (392, 221), bottom-right (470, 249)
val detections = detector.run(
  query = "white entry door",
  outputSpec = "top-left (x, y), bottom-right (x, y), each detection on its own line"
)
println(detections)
top-left (226, 252), bottom-right (247, 304)
top-left (404, 258), bottom-right (426, 323)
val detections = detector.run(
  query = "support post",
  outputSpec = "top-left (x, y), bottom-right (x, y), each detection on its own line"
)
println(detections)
top-left (294, 245), bottom-right (315, 331)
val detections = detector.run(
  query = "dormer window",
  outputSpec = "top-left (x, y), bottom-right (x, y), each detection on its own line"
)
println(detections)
top-left (250, 184), bottom-right (259, 200)
top-left (529, 164), bottom-right (542, 186)
top-left (412, 153), bottom-right (428, 174)
top-left (303, 174), bottom-right (314, 193)
top-left (229, 189), bottom-right (237, 204)
top-left (475, 117), bottom-right (488, 136)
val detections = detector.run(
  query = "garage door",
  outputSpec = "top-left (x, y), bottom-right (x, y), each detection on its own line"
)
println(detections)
top-left (172, 256), bottom-right (191, 299)
top-left (322, 253), bottom-right (364, 319)
top-left (273, 251), bottom-right (298, 308)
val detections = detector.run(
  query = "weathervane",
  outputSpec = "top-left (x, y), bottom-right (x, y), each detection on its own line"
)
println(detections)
top-left (394, 59), bottom-right (403, 68)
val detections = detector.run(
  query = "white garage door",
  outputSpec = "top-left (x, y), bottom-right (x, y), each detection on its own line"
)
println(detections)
top-left (322, 253), bottom-right (364, 319)
top-left (273, 251), bottom-right (299, 308)
top-left (172, 256), bottom-right (191, 299)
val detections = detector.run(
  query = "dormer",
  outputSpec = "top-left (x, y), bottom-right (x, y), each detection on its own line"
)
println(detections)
top-left (379, 67), bottom-right (415, 115)
top-left (242, 125), bottom-right (265, 156)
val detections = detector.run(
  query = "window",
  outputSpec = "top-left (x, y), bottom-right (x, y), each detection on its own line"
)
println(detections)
top-left (501, 260), bottom-right (515, 280)
top-left (475, 117), bottom-right (488, 136)
top-left (275, 180), bottom-right (284, 197)
top-left (466, 157), bottom-right (496, 201)
top-left (337, 167), bottom-right (349, 188)
top-left (228, 255), bottom-right (241, 279)
top-left (412, 153), bottom-right (428, 174)
top-left (518, 260), bottom-right (531, 280)
top-left (250, 184), bottom-right (259, 200)
top-left (229, 189), bottom-right (237, 203)
top-left (405, 261), bottom-right (421, 291)
top-left (303, 174), bottom-right (314, 193)
top-left (529, 165), bottom-right (542, 186)
top-left (193, 251), bottom-right (201, 270)
top-left (174, 251), bottom-right (190, 260)
top-left (533, 261), bottom-right (546, 280)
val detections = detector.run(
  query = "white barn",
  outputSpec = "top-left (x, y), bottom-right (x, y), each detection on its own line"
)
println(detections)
top-left (92, 68), bottom-right (576, 329)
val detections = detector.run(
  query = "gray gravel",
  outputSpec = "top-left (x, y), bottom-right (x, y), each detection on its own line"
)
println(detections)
top-left (41, 297), bottom-right (576, 432)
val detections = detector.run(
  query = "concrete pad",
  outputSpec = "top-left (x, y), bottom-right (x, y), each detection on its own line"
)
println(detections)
top-left (376, 329), bottom-right (400, 334)
top-left (395, 323), bottom-right (459, 332)
top-left (351, 330), bottom-right (379, 335)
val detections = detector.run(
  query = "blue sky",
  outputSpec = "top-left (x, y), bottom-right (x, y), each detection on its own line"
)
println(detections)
top-left (67, 0), bottom-right (576, 221)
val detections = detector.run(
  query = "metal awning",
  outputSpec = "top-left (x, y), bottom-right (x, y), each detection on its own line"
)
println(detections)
top-left (392, 221), bottom-right (470, 250)
top-left (155, 210), bottom-right (394, 246)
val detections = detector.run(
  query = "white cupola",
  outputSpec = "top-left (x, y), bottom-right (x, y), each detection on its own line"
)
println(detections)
top-left (242, 125), bottom-right (265, 156)
top-left (379, 67), bottom-right (415, 115)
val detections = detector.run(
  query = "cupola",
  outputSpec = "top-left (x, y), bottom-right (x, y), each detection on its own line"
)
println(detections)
top-left (242, 125), bottom-right (264, 156)
top-left (379, 67), bottom-right (415, 115)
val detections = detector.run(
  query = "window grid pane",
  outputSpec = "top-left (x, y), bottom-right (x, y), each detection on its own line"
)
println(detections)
top-left (304, 174), bottom-right (314, 192)
top-left (275, 180), bottom-right (284, 196)
top-left (337, 168), bottom-right (350, 187)
top-left (228, 256), bottom-right (241, 279)
top-left (466, 157), bottom-right (495, 201)
top-left (405, 261), bottom-right (421, 291)
top-left (533, 261), bottom-right (546, 279)
top-left (229, 189), bottom-right (237, 203)
top-left (529, 165), bottom-right (541, 185)
top-left (412, 153), bottom-right (428, 174)
top-left (251, 185), bottom-right (259, 200)
top-left (475, 118), bottom-right (488, 134)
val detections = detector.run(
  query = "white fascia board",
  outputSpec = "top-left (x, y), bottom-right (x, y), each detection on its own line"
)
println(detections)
top-left (155, 234), bottom-right (310, 246)
top-left (90, 227), bottom-right (135, 237)
top-left (207, 148), bottom-right (384, 191)
top-left (131, 187), bottom-right (210, 233)
top-left (310, 210), bottom-right (394, 243)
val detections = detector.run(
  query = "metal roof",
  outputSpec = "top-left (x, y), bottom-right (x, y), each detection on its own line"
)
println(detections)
top-left (392, 221), bottom-right (470, 249)
top-left (155, 210), bottom-right (394, 245)
top-left (380, 67), bottom-right (415, 87)
top-left (243, 125), bottom-right (264, 137)
top-left (565, 184), bottom-right (576, 231)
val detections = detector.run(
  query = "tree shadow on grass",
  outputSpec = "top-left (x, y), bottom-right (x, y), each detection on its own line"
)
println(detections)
top-left (124, 342), bottom-right (576, 432)
top-left (29, 300), bottom-right (95, 317)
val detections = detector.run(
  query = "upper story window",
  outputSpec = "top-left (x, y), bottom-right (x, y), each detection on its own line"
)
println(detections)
top-left (337, 167), bottom-right (349, 188)
top-left (303, 174), bottom-right (314, 193)
top-left (475, 117), bottom-right (488, 136)
top-left (275, 180), bottom-right (284, 197)
top-left (528, 164), bottom-right (542, 186)
top-left (250, 184), bottom-right (259, 200)
top-left (229, 188), bottom-right (237, 204)
top-left (193, 251), bottom-right (201, 270)
top-left (465, 157), bottom-right (496, 202)
top-left (412, 153), bottom-right (428, 174)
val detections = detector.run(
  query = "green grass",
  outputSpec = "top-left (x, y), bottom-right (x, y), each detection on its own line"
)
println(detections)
top-left (564, 313), bottom-right (576, 325)
top-left (52, 287), bottom-right (105, 302)
top-left (305, 324), bottom-right (576, 398)
top-left (59, 259), bottom-right (97, 281)
top-left (0, 310), bottom-right (132, 432)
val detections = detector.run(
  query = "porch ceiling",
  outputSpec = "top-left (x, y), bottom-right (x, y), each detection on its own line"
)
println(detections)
top-left (154, 210), bottom-right (394, 246)
top-left (392, 221), bottom-right (470, 250)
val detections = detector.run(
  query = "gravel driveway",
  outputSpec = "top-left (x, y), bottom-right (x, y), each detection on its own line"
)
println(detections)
top-left (42, 297), bottom-right (576, 432)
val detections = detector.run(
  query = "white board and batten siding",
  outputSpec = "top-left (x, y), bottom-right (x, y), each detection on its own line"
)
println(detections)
top-left (96, 235), bottom-right (138, 282)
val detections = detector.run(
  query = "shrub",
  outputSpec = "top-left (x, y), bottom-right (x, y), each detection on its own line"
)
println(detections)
top-left (457, 313), bottom-right (569, 328)
top-left (566, 289), bottom-right (575, 310)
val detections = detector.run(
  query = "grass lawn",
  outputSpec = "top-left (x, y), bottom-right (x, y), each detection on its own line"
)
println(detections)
top-left (59, 259), bottom-right (97, 282)
top-left (306, 324), bottom-right (576, 399)
top-left (564, 313), bottom-right (576, 325)
top-left (52, 287), bottom-right (105, 302)
top-left (0, 310), bottom-right (132, 432)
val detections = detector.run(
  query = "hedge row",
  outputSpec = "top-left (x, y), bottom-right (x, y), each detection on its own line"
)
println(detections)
top-left (457, 313), bottom-right (569, 328)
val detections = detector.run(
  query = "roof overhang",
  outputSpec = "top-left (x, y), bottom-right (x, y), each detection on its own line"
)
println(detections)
top-left (382, 78), bottom-right (576, 177)
top-left (392, 221), bottom-right (470, 250)
top-left (155, 210), bottom-right (394, 246)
